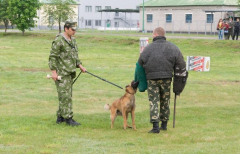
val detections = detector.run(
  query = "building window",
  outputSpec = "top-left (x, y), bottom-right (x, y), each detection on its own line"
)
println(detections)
top-left (206, 14), bottom-right (214, 23)
top-left (85, 6), bottom-right (92, 12)
top-left (95, 20), bottom-right (101, 26)
top-left (105, 6), bottom-right (111, 10)
top-left (186, 14), bottom-right (192, 23)
top-left (147, 14), bottom-right (153, 23)
top-left (166, 14), bottom-right (172, 23)
top-left (85, 20), bottom-right (92, 26)
top-left (95, 6), bottom-right (101, 12)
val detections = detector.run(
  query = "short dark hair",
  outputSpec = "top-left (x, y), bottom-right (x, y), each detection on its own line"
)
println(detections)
top-left (64, 25), bottom-right (71, 32)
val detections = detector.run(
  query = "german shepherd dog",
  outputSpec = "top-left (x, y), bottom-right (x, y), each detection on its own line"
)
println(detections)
top-left (104, 81), bottom-right (139, 129)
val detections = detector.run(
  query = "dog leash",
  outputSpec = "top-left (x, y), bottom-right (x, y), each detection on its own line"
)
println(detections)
top-left (86, 71), bottom-right (123, 89)
top-left (72, 71), bottom-right (123, 90)
top-left (72, 71), bottom-right (82, 85)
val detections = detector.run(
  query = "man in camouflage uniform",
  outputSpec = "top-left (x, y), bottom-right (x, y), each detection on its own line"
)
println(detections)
top-left (138, 27), bottom-right (186, 133)
top-left (49, 21), bottom-right (87, 126)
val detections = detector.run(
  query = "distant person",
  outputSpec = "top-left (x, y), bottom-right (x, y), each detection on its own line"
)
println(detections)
top-left (228, 18), bottom-right (234, 40)
top-left (223, 21), bottom-right (229, 40)
top-left (49, 21), bottom-right (87, 126)
top-left (138, 27), bottom-right (186, 134)
top-left (217, 19), bottom-right (224, 40)
top-left (233, 18), bottom-right (240, 40)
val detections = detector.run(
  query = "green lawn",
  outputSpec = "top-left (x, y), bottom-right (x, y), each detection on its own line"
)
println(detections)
top-left (0, 32), bottom-right (239, 154)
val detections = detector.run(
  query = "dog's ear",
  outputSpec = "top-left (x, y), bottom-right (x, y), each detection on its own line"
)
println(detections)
top-left (131, 80), bottom-right (139, 89)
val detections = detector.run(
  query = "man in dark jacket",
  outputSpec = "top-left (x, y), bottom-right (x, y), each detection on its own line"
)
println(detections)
top-left (228, 17), bottom-right (234, 40)
top-left (138, 27), bottom-right (186, 133)
top-left (233, 18), bottom-right (240, 40)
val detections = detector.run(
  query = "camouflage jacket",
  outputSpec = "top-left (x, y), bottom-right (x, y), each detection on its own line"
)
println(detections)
top-left (49, 33), bottom-right (82, 77)
top-left (228, 21), bottom-right (234, 30)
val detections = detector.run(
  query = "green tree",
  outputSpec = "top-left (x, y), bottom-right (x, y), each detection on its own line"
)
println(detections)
top-left (43, 0), bottom-right (77, 33)
top-left (0, 0), bottom-right (10, 33)
top-left (7, 0), bottom-right (41, 35)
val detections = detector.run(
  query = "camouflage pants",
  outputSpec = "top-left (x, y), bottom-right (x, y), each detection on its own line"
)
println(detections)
top-left (147, 78), bottom-right (172, 123)
top-left (55, 75), bottom-right (73, 119)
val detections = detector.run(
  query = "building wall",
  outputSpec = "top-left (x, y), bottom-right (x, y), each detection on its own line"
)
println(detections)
top-left (139, 5), bottom-right (238, 33)
top-left (36, 4), bottom-right (79, 29)
top-left (78, 0), bottom-right (142, 28)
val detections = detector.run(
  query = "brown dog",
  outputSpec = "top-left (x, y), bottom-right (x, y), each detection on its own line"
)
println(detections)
top-left (104, 81), bottom-right (139, 129)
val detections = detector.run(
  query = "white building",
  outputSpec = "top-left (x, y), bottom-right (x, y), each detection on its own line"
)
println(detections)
top-left (78, 0), bottom-right (143, 29)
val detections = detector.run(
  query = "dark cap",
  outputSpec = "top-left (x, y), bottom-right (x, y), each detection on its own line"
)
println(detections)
top-left (64, 21), bottom-right (77, 30)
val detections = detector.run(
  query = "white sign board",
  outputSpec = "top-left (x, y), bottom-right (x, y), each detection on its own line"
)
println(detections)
top-left (186, 56), bottom-right (210, 71)
top-left (139, 37), bottom-right (149, 54)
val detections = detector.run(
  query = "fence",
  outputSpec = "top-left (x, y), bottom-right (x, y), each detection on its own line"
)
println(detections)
top-left (144, 20), bottom-right (219, 35)
top-left (0, 19), bottom-right (222, 35)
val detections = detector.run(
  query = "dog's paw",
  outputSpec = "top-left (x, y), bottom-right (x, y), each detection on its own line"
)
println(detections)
top-left (127, 124), bottom-right (132, 128)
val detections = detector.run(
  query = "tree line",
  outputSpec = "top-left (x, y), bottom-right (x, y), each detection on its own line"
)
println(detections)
top-left (0, 0), bottom-right (77, 35)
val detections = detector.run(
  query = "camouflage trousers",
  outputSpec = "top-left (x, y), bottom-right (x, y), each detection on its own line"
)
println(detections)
top-left (55, 75), bottom-right (73, 119)
top-left (147, 78), bottom-right (172, 123)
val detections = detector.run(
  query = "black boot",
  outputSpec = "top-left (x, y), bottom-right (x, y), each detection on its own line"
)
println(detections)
top-left (148, 122), bottom-right (160, 133)
top-left (66, 117), bottom-right (80, 126)
top-left (160, 121), bottom-right (167, 130)
top-left (56, 116), bottom-right (65, 124)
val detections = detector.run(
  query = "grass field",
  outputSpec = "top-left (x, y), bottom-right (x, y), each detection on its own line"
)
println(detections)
top-left (0, 32), bottom-right (240, 154)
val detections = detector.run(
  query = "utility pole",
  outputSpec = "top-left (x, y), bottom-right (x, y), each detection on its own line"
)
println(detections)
top-left (142, 0), bottom-right (145, 33)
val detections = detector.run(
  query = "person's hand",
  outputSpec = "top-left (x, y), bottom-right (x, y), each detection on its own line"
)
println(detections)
top-left (79, 64), bottom-right (87, 73)
top-left (52, 70), bottom-right (58, 81)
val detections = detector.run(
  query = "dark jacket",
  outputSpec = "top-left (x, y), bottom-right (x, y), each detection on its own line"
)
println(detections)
top-left (138, 36), bottom-right (185, 80)
top-left (234, 22), bottom-right (240, 31)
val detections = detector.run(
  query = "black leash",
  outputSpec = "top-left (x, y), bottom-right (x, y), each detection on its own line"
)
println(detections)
top-left (86, 71), bottom-right (123, 89)
top-left (72, 71), bottom-right (82, 85)
top-left (72, 71), bottom-right (123, 90)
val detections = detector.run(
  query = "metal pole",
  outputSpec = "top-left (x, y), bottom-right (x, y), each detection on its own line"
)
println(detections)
top-left (142, 0), bottom-right (145, 32)
top-left (211, 12), bottom-right (213, 35)
top-left (180, 21), bottom-right (182, 34)
top-left (172, 21), bottom-right (174, 34)
top-left (130, 13), bottom-right (132, 33)
top-left (173, 94), bottom-right (177, 128)
top-left (205, 21), bottom-right (206, 35)
top-left (188, 22), bottom-right (190, 34)
top-left (197, 21), bottom-right (198, 35)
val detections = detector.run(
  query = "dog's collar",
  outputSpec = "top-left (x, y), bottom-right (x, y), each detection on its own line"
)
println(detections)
top-left (126, 90), bottom-right (136, 95)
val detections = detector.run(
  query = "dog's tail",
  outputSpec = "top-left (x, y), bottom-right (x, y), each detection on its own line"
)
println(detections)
top-left (104, 104), bottom-right (110, 110)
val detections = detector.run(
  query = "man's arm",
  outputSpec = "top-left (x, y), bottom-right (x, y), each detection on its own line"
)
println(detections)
top-left (49, 38), bottom-right (61, 81)
top-left (79, 64), bottom-right (87, 73)
top-left (175, 50), bottom-right (186, 70)
top-left (74, 42), bottom-right (82, 68)
top-left (73, 41), bottom-right (86, 73)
